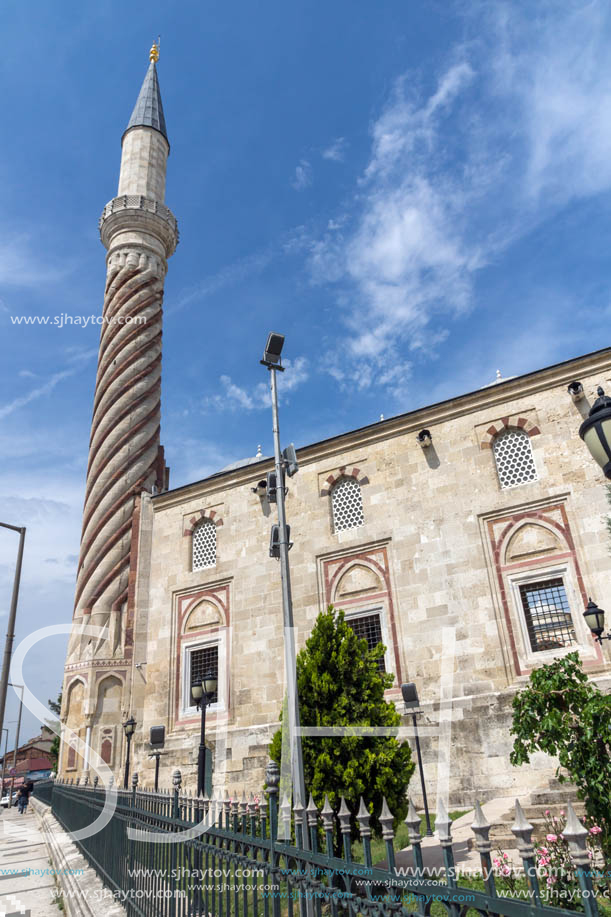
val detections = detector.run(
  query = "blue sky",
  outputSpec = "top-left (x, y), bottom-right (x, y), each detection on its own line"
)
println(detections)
top-left (2, 0), bottom-right (611, 745)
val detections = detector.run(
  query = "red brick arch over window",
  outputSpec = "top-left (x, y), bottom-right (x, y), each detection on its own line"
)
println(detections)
top-left (480, 416), bottom-right (540, 450)
top-left (320, 467), bottom-right (369, 498)
top-left (183, 509), bottom-right (224, 537)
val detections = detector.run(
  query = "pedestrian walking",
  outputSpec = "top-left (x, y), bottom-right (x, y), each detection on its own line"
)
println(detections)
top-left (16, 781), bottom-right (32, 815)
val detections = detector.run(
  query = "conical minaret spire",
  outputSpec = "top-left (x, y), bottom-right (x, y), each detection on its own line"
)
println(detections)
top-left (70, 43), bottom-right (178, 661)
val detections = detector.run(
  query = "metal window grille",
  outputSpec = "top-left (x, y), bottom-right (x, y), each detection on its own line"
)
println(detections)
top-left (331, 477), bottom-right (364, 532)
top-left (492, 428), bottom-right (538, 489)
top-left (192, 519), bottom-right (217, 570)
top-left (519, 578), bottom-right (576, 652)
top-left (346, 613), bottom-right (385, 671)
top-left (189, 645), bottom-right (219, 706)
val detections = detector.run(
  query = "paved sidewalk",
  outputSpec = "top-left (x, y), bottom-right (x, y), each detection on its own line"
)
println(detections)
top-left (0, 802), bottom-right (61, 916)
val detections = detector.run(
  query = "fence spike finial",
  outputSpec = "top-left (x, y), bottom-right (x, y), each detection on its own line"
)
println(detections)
top-left (471, 800), bottom-right (492, 854)
top-left (338, 797), bottom-right (351, 834)
top-left (511, 799), bottom-right (535, 858)
top-left (93, 775), bottom-right (99, 788)
top-left (172, 769), bottom-right (182, 791)
top-left (562, 802), bottom-right (590, 866)
top-left (379, 796), bottom-right (394, 841)
top-left (357, 797), bottom-right (371, 838)
top-left (132, 772), bottom-right (139, 788)
top-left (405, 797), bottom-right (422, 844)
top-left (321, 795), bottom-right (334, 832)
top-left (306, 793), bottom-right (319, 828)
top-left (265, 759), bottom-right (280, 794)
top-left (436, 797), bottom-right (452, 846)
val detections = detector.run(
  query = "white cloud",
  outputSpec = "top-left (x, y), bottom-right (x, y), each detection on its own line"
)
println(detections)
top-left (0, 350), bottom-right (95, 420)
top-left (291, 160), bottom-right (312, 191)
top-left (0, 233), bottom-right (70, 288)
top-left (322, 138), bottom-right (346, 162)
top-left (306, 2), bottom-right (611, 400)
top-left (202, 358), bottom-right (309, 413)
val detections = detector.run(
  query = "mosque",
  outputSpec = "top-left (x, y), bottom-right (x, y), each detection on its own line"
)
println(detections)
top-left (59, 46), bottom-right (611, 805)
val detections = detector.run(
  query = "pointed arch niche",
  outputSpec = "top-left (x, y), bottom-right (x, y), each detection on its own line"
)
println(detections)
top-left (175, 582), bottom-right (231, 724)
top-left (62, 677), bottom-right (87, 773)
top-left (486, 503), bottom-right (602, 675)
top-left (320, 543), bottom-right (402, 687)
top-left (92, 673), bottom-right (124, 770)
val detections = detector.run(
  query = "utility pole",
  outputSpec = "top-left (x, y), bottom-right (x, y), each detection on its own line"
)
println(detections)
top-left (0, 524), bottom-right (26, 759)
top-left (261, 333), bottom-right (308, 847)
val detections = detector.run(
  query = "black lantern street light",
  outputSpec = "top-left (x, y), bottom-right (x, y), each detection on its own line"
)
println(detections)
top-left (192, 671), bottom-right (218, 797)
top-left (401, 683), bottom-right (433, 836)
top-left (579, 387), bottom-right (611, 479)
top-left (122, 716), bottom-right (137, 789)
top-left (583, 598), bottom-right (611, 644)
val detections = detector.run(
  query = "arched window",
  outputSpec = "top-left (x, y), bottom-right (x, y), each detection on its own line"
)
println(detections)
top-left (492, 428), bottom-right (537, 489)
top-left (331, 476), bottom-right (364, 533)
top-left (192, 519), bottom-right (217, 570)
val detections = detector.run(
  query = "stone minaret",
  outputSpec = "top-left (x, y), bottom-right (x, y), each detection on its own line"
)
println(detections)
top-left (71, 43), bottom-right (177, 661)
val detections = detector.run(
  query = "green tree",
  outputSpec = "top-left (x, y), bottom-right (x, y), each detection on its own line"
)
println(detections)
top-left (47, 692), bottom-right (62, 769)
top-left (510, 652), bottom-right (611, 859)
top-left (270, 605), bottom-right (414, 844)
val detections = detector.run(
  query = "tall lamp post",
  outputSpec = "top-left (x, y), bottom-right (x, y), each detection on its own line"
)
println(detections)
top-left (261, 333), bottom-right (308, 840)
top-left (0, 523), bottom-right (26, 752)
top-left (122, 716), bottom-right (136, 789)
top-left (7, 683), bottom-right (24, 803)
top-left (191, 671), bottom-right (218, 797)
top-left (401, 682), bottom-right (433, 836)
top-left (0, 728), bottom-right (8, 798)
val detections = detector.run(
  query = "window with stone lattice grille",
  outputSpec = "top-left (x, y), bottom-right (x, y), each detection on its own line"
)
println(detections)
top-left (518, 578), bottom-right (576, 653)
top-left (189, 644), bottom-right (219, 706)
top-left (192, 519), bottom-right (217, 570)
top-left (492, 428), bottom-right (538, 489)
top-left (331, 476), bottom-right (364, 533)
top-left (346, 612), bottom-right (385, 672)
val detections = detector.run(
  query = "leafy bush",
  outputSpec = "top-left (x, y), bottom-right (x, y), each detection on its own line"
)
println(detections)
top-left (510, 652), bottom-right (611, 860)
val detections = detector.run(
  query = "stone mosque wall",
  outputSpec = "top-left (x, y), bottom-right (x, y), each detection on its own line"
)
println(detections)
top-left (107, 347), bottom-right (611, 806)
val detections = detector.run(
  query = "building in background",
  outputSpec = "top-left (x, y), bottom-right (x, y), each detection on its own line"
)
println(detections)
top-left (59, 48), bottom-right (611, 806)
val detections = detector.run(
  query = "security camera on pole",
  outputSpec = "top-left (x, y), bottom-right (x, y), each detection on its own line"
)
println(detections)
top-left (260, 333), bottom-right (309, 849)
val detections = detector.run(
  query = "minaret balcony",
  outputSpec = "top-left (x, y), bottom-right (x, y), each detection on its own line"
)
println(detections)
top-left (99, 194), bottom-right (179, 258)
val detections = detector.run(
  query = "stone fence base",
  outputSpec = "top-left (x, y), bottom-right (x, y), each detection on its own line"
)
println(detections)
top-left (30, 798), bottom-right (126, 917)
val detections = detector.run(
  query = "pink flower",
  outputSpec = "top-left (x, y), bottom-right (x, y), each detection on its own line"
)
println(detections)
top-left (547, 876), bottom-right (557, 886)
top-left (493, 858), bottom-right (501, 868)
top-left (501, 866), bottom-right (511, 877)
top-left (588, 851), bottom-right (594, 860)
top-left (589, 826), bottom-right (602, 835)
top-left (545, 809), bottom-right (551, 816)
top-left (502, 853), bottom-right (509, 860)
top-left (546, 834), bottom-right (558, 842)
top-left (560, 810), bottom-right (565, 816)
top-left (539, 847), bottom-right (549, 855)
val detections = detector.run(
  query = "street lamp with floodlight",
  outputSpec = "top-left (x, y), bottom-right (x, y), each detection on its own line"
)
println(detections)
top-left (0, 523), bottom-right (26, 757)
top-left (260, 332), bottom-right (308, 845)
top-left (192, 671), bottom-right (217, 797)
top-left (122, 716), bottom-right (136, 789)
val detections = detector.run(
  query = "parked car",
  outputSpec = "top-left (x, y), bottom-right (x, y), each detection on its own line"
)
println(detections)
top-left (1, 793), bottom-right (16, 808)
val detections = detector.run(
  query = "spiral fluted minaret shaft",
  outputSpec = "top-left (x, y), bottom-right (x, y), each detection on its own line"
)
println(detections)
top-left (71, 53), bottom-right (177, 658)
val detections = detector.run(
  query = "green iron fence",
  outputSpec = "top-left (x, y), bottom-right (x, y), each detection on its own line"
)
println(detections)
top-left (33, 763), bottom-right (600, 917)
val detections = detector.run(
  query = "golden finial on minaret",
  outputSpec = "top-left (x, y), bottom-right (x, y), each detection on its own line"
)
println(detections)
top-left (149, 39), bottom-right (160, 63)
